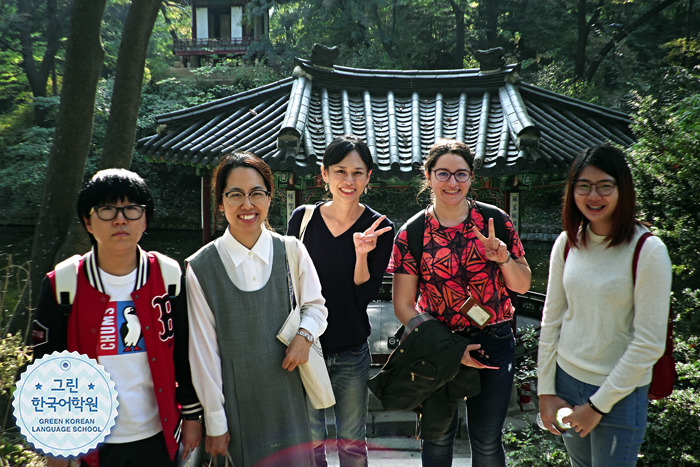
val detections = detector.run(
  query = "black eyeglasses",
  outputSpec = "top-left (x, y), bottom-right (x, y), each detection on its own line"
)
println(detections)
top-left (224, 189), bottom-right (270, 206)
top-left (90, 204), bottom-right (146, 221)
top-left (431, 169), bottom-right (473, 183)
top-left (573, 180), bottom-right (617, 196)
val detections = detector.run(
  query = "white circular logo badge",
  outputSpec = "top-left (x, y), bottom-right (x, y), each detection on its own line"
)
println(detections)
top-left (12, 351), bottom-right (119, 458)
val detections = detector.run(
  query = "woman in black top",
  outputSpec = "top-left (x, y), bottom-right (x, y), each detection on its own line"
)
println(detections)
top-left (287, 135), bottom-right (394, 467)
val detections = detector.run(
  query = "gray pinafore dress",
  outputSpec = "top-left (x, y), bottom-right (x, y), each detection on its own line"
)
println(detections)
top-left (187, 235), bottom-right (314, 466)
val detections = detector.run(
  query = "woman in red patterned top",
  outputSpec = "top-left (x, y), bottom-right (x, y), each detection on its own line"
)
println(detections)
top-left (388, 139), bottom-right (531, 466)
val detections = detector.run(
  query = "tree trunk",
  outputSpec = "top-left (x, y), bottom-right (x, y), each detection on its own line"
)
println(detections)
top-left (160, 3), bottom-right (180, 43)
top-left (18, 0), bottom-right (108, 335)
top-left (585, 0), bottom-right (682, 82)
top-left (573, 0), bottom-right (603, 81)
top-left (100, 0), bottom-right (163, 170)
top-left (17, 0), bottom-right (64, 126)
top-left (448, 0), bottom-right (466, 68)
top-left (484, 0), bottom-right (499, 47)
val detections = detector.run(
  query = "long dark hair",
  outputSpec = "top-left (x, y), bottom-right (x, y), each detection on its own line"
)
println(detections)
top-left (563, 144), bottom-right (639, 248)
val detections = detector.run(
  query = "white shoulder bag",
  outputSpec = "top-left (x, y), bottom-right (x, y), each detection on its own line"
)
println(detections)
top-left (276, 208), bottom-right (335, 409)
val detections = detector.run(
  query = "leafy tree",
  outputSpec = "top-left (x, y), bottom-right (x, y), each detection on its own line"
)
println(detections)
top-left (18, 0), bottom-right (109, 335)
top-left (100, 0), bottom-right (163, 170)
top-left (0, 0), bottom-right (71, 126)
top-left (628, 92), bottom-right (700, 288)
top-left (582, 0), bottom-right (684, 82)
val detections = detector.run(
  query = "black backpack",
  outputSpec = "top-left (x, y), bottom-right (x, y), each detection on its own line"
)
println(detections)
top-left (386, 201), bottom-right (513, 349)
top-left (403, 200), bottom-right (512, 261)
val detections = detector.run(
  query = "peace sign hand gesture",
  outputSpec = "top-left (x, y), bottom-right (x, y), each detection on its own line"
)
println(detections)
top-left (472, 218), bottom-right (510, 265)
top-left (353, 215), bottom-right (392, 256)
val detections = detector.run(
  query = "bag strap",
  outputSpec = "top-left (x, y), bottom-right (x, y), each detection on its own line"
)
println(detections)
top-left (151, 251), bottom-right (182, 298)
top-left (632, 232), bottom-right (652, 285)
top-left (299, 205), bottom-right (315, 241)
top-left (54, 251), bottom-right (182, 318)
top-left (474, 201), bottom-right (510, 250)
top-left (630, 231), bottom-right (673, 355)
top-left (404, 201), bottom-right (511, 269)
top-left (54, 254), bottom-right (82, 319)
top-left (404, 209), bottom-right (426, 263)
top-left (282, 236), bottom-right (299, 309)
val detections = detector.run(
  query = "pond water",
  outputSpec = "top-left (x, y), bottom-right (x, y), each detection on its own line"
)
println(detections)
top-left (0, 226), bottom-right (551, 293)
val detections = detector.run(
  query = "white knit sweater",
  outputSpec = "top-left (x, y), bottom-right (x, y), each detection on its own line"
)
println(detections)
top-left (537, 225), bottom-right (672, 413)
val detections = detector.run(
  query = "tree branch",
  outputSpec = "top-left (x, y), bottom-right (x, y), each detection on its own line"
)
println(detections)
top-left (585, 0), bottom-right (682, 82)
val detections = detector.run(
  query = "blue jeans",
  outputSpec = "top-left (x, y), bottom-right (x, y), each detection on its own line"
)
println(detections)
top-left (556, 366), bottom-right (649, 466)
top-left (308, 341), bottom-right (370, 467)
top-left (422, 322), bottom-right (515, 467)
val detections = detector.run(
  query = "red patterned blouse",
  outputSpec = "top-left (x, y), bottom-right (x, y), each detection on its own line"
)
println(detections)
top-left (387, 203), bottom-right (526, 331)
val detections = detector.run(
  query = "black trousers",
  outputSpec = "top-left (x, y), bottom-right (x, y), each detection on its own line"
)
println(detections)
top-left (84, 431), bottom-right (175, 467)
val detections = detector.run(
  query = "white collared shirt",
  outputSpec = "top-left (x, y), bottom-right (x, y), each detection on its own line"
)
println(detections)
top-left (186, 226), bottom-right (328, 436)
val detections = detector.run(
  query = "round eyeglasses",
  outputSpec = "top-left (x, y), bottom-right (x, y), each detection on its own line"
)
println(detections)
top-left (90, 204), bottom-right (146, 221)
top-left (573, 180), bottom-right (617, 196)
top-left (431, 169), bottom-right (473, 183)
top-left (224, 189), bottom-right (270, 206)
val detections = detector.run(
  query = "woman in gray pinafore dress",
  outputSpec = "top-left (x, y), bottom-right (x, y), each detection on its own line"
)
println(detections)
top-left (186, 152), bottom-right (329, 466)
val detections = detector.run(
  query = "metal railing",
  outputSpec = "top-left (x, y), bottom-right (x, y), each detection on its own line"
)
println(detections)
top-left (173, 37), bottom-right (253, 56)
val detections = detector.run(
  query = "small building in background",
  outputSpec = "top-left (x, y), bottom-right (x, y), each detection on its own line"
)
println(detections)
top-left (174, 0), bottom-right (268, 67)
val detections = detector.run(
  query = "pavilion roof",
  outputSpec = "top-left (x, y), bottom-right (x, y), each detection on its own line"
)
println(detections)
top-left (136, 53), bottom-right (634, 179)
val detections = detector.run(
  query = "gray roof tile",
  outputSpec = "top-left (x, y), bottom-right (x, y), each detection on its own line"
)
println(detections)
top-left (136, 59), bottom-right (633, 177)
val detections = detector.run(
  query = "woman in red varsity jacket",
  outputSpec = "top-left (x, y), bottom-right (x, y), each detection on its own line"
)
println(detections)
top-left (32, 169), bottom-right (202, 467)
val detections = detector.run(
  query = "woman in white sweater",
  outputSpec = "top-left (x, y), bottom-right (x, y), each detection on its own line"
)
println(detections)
top-left (537, 144), bottom-right (672, 466)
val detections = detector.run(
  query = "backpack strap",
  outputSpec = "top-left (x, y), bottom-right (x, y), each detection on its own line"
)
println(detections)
top-left (404, 202), bottom-right (511, 266)
top-left (54, 251), bottom-right (182, 321)
top-left (474, 201), bottom-right (510, 249)
top-left (54, 254), bottom-right (82, 318)
top-left (151, 251), bottom-right (182, 299)
top-left (404, 210), bottom-right (427, 263)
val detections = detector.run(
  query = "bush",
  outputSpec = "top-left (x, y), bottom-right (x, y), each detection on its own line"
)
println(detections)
top-left (629, 93), bottom-right (700, 289)
top-left (504, 423), bottom-right (570, 466)
top-left (641, 389), bottom-right (700, 465)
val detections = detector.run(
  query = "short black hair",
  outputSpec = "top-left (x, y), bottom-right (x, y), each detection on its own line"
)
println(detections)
top-left (322, 135), bottom-right (374, 171)
top-left (77, 169), bottom-right (154, 244)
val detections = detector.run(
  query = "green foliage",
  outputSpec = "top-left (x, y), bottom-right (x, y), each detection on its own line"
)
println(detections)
top-left (0, 127), bottom-right (54, 224)
top-left (0, 334), bottom-right (31, 401)
top-left (641, 389), bottom-right (700, 465)
top-left (514, 325), bottom-right (538, 387)
top-left (0, 258), bottom-right (41, 466)
top-left (629, 92), bottom-right (700, 287)
top-left (0, 50), bottom-right (31, 115)
top-left (504, 423), bottom-right (570, 466)
top-left (640, 288), bottom-right (700, 462)
top-left (267, 0), bottom-right (474, 72)
top-left (189, 60), bottom-right (283, 93)
top-left (0, 332), bottom-right (41, 466)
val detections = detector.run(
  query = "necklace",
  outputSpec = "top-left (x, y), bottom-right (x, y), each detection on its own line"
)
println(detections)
top-left (433, 199), bottom-right (472, 228)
